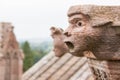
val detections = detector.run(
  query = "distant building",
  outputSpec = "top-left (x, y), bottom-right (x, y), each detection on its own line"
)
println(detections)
top-left (0, 22), bottom-right (24, 80)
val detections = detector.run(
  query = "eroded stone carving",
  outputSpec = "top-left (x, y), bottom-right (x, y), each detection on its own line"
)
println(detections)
top-left (88, 58), bottom-right (120, 80)
top-left (50, 5), bottom-right (120, 80)
top-left (50, 27), bottom-right (68, 57)
top-left (64, 5), bottom-right (120, 60)
top-left (0, 22), bottom-right (24, 80)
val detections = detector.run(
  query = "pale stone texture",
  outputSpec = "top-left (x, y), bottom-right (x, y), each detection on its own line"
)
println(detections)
top-left (65, 5), bottom-right (120, 60)
top-left (50, 27), bottom-right (69, 57)
top-left (0, 22), bottom-right (24, 80)
top-left (64, 5), bottom-right (120, 80)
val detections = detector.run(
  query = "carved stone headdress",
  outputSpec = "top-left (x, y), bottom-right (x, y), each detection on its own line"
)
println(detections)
top-left (67, 5), bottom-right (120, 26)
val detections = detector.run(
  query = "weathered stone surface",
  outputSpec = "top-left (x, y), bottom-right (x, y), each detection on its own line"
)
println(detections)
top-left (64, 5), bottom-right (120, 60)
top-left (50, 5), bottom-right (120, 80)
top-left (88, 59), bottom-right (120, 80)
top-left (50, 27), bottom-right (69, 57)
top-left (63, 5), bottom-right (120, 80)
top-left (0, 22), bottom-right (24, 80)
top-left (67, 5), bottom-right (120, 27)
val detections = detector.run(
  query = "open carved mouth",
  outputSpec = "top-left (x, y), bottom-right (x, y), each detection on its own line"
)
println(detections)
top-left (65, 41), bottom-right (74, 52)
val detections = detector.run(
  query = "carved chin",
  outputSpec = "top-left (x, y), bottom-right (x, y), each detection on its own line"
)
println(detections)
top-left (54, 50), bottom-right (64, 57)
top-left (53, 46), bottom-right (68, 57)
top-left (55, 53), bottom-right (64, 57)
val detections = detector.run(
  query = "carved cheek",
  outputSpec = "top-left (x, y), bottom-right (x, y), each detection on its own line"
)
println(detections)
top-left (72, 27), bottom-right (85, 35)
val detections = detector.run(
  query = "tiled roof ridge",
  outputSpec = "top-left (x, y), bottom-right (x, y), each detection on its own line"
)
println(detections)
top-left (48, 57), bottom-right (81, 80)
top-left (31, 57), bottom-right (60, 80)
top-left (22, 52), bottom-right (93, 80)
top-left (75, 64), bottom-right (91, 80)
top-left (60, 58), bottom-right (88, 80)
top-left (36, 54), bottom-right (73, 80)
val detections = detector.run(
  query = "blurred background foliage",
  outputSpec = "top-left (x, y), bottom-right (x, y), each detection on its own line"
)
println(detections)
top-left (20, 40), bottom-right (52, 72)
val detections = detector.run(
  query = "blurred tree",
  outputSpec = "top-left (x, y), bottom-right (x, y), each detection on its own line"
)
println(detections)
top-left (22, 41), bottom-right (34, 72)
top-left (20, 40), bottom-right (52, 72)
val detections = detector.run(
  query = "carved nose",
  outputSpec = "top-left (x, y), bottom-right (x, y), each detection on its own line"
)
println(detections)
top-left (64, 31), bottom-right (71, 37)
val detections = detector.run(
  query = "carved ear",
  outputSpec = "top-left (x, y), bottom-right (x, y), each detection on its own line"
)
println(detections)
top-left (50, 26), bottom-right (57, 38)
top-left (92, 21), bottom-right (113, 28)
top-left (50, 26), bottom-right (60, 35)
top-left (50, 26), bottom-right (56, 33)
top-left (50, 27), bottom-right (64, 38)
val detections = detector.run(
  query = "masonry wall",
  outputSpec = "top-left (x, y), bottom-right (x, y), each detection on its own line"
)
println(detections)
top-left (0, 22), bottom-right (24, 80)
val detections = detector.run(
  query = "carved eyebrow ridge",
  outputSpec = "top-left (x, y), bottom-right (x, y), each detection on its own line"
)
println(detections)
top-left (68, 13), bottom-right (81, 17)
top-left (69, 18), bottom-right (82, 24)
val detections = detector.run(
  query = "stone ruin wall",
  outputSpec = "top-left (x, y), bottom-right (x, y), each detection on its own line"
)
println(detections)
top-left (0, 22), bottom-right (24, 80)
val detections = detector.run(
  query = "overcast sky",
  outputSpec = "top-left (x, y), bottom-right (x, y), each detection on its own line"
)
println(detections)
top-left (0, 0), bottom-right (120, 40)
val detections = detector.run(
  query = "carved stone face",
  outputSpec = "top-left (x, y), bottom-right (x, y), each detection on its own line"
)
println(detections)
top-left (64, 5), bottom-right (120, 60)
top-left (50, 5), bottom-right (120, 60)
top-left (50, 27), bottom-right (69, 57)
top-left (64, 13), bottom-right (98, 57)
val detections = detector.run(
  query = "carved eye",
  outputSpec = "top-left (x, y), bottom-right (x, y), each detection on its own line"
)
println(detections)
top-left (76, 21), bottom-right (82, 27)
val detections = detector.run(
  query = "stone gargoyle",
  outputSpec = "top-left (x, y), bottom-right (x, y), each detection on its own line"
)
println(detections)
top-left (51, 5), bottom-right (120, 60)
top-left (63, 5), bottom-right (120, 60)
top-left (50, 27), bottom-right (68, 57)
